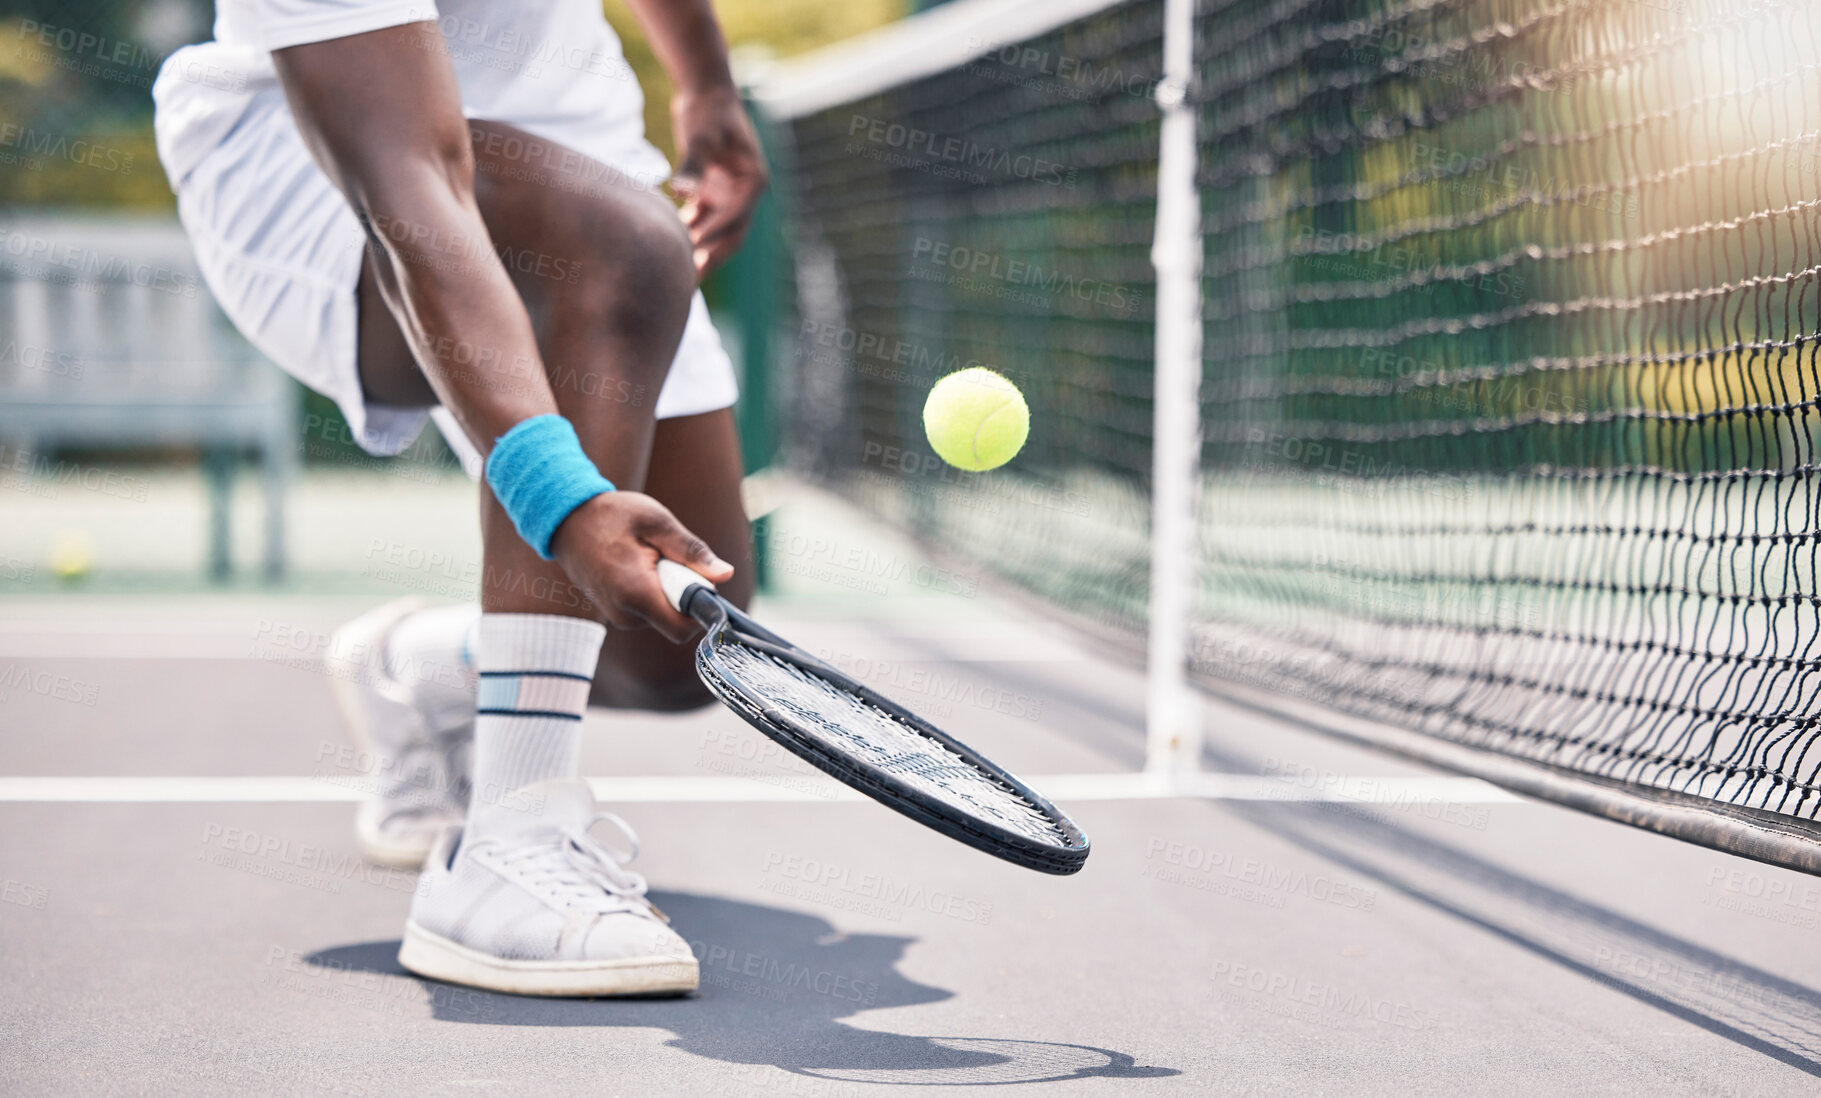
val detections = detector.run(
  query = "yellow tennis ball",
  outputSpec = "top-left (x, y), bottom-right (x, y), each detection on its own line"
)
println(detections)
top-left (922, 368), bottom-right (1029, 472)
top-left (49, 529), bottom-right (92, 582)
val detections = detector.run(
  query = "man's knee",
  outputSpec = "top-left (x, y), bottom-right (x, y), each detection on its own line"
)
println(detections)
top-left (578, 195), bottom-right (694, 329)
top-left (468, 124), bottom-right (694, 348)
top-left (537, 191), bottom-right (694, 403)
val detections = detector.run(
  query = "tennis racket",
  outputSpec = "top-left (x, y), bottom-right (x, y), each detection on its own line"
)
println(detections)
top-left (657, 559), bottom-right (1090, 875)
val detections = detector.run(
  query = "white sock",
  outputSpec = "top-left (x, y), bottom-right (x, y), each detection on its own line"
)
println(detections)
top-left (384, 604), bottom-right (480, 733)
top-left (471, 613), bottom-right (605, 809)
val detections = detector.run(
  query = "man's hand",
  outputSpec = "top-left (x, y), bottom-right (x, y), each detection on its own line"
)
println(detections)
top-left (668, 86), bottom-right (768, 278)
top-left (549, 492), bottom-right (735, 642)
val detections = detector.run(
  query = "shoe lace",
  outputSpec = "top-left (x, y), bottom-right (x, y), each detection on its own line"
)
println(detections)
top-left (497, 812), bottom-right (657, 919)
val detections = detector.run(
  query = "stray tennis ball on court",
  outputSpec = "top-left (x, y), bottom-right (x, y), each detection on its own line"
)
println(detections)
top-left (49, 530), bottom-right (93, 582)
top-left (922, 368), bottom-right (1029, 472)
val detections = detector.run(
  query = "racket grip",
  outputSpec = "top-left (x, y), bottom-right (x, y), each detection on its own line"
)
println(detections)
top-left (657, 558), bottom-right (715, 614)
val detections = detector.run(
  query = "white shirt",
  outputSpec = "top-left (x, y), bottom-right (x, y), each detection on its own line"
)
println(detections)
top-left (156, 0), bottom-right (670, 192)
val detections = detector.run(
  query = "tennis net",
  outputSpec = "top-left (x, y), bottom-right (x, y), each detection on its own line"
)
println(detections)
top-left (756, 0), bottom-right (1821, 864)
top-left (763, 0), bottom-right (1166, 633)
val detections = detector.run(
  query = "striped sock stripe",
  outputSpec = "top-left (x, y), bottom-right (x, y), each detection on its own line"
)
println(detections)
top-left (477, 669), bottom-right (593, 682)
top-left (476, 673), bottom-right (593, 715)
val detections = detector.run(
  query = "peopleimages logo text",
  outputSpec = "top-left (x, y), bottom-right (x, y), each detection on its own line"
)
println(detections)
top-left (847, 115), bottom-right (1077, 187)
top-left (0, 125), bottom-right (134, 174)
top-left (912, 238), bottom-right (1140, 313)
top-left (961, 36), bottom-right (1157, 99)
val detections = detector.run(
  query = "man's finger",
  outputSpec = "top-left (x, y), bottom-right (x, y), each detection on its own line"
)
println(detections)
top-left (671, 145), bottom-right (706, 190)
top-left (693, 208), bottom-right (753, 251)
top-left (689, 212), bottom-right (754, 275)
top-left (686, 198), bottom-right (752, 251)
top-left (684, 202), bottom-right (717, 238)
top-left (693, 242), bottom-right (732, 278)
top-left (628, 496), bottom-right (732, 576)
top-left (643, 514), bottom-right (735, 583)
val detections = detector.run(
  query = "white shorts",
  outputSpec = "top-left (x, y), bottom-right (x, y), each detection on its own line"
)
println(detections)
top-left (151, 2), bottom-right (737, 469)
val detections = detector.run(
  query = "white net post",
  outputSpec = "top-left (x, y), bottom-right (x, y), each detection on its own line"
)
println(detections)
top-left (1145, 0), bottom-right (1204, 777)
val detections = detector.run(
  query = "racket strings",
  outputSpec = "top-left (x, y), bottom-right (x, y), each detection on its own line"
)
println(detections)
top-left (706, 641), bottom-right (1070, 847)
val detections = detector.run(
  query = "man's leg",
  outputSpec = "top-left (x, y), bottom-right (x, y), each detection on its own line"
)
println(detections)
top-left (340, 122), bottom-right (715, 996)
top-left (275, 25), bottom-right (710, 996)
top-left (468, 126), bottom-right (702, 813)
top-left (361, 122), bottom-right (750, 717)
top-left (366, 123), bottom-right (728, 995)
top-left (352, 119), bottom-right (696, 801)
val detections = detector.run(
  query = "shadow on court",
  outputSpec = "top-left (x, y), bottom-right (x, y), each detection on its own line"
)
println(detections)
top-left (1192, 739), bottom-right (1821, 1079)
top-left (304, 893), bottom-right (1180, 1087)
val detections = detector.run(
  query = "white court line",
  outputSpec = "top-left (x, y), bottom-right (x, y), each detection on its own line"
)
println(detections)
top-left (0, 623), bottom-right (1088, 663)
top-left (0, 773), bottom-right (1520, 804)
top-left (0, 636), bottom-right (274, 660)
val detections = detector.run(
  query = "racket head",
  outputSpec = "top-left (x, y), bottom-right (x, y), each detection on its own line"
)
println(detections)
top-left (677, 586), bottom-right (1090, 875)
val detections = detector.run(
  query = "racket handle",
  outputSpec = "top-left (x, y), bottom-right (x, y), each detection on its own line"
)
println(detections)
top-left (657, 558), bottom-right (715, 614)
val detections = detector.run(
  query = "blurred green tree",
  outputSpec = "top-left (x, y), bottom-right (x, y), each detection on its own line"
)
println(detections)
top-left (0, 0), bottom-right (904, 210)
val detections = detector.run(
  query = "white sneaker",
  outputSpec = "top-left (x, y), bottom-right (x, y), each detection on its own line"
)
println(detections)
top-left (327, 599), bottom-right (471, 868)
top-left (400, 778), bottom-right (698, 997)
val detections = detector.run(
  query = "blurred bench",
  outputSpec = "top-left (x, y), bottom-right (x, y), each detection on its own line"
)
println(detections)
top-left (0, 216), bottom-right (296, 579)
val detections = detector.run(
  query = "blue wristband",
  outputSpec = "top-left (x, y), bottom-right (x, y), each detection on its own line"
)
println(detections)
top-left (484, 415), bottom-right (615, 560)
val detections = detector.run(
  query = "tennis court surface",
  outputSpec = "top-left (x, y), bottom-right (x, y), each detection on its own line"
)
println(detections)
top-left (3, 488), bottom-right (1818, 1097)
